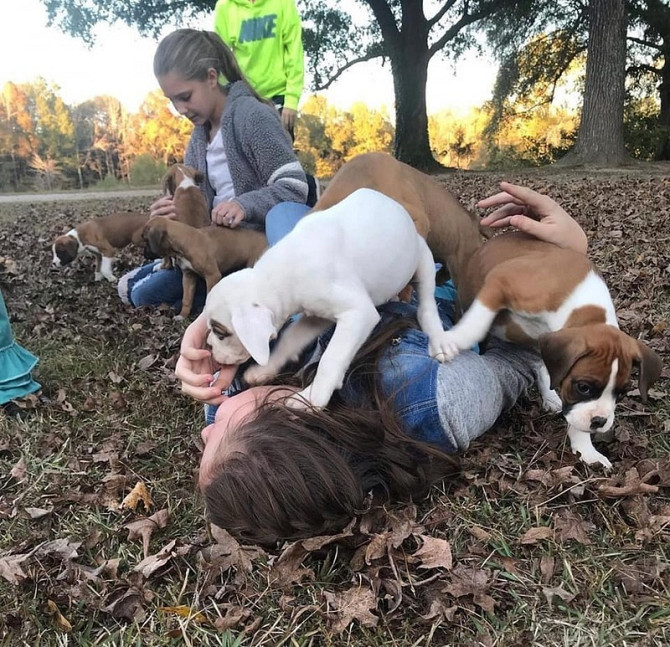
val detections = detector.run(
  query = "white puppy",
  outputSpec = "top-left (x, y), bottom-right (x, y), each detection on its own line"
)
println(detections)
top-left (204, 188), bottom-right (453, 409)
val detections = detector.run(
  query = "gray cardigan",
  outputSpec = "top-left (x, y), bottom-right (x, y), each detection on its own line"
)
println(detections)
top-left (185, 81), bottom-right (308, 230)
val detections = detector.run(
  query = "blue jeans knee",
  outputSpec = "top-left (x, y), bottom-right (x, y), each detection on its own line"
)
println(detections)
top-left (265, 202), bottom-right (311, 246)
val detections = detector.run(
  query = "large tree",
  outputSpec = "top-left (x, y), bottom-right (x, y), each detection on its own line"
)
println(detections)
top-left (629, 0), bottom-right (670, 159)
top-left (40, 0), bottom-right (528, 171)
top-left (559, 0), bottom-right (629, 165)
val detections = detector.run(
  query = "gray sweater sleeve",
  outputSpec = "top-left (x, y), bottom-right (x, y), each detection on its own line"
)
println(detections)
top-left (230, 99), bottom-right (308, 225)
top-left (436, 340), bottom-right (543, 452)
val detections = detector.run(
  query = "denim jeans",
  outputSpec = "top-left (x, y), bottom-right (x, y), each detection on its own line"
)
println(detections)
top-left (118, 201), bottom-right (311, 313)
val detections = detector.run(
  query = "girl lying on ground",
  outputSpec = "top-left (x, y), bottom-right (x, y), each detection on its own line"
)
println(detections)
top-left (175, 183), bottom-right (589, 545)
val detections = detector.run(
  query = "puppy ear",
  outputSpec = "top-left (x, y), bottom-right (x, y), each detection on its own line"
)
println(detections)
top-left (194, 169), bottom-right (205, 185)
top-left (231, 305), bottom-right (276, 366)
top-left (635, 340), bottom-right (662, 402)
top-left (538, 330), bottom-right (589, 391)
top-left (162, 168), bottom-right (176, 196)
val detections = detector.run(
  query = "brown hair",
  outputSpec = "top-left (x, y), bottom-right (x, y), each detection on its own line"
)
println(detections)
top-left (153, 29), bottom-right (267, 104)
top-left (203, 317), bottom-right (459, 545)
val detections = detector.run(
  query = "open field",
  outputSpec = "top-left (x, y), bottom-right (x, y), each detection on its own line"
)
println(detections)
top-left (0, 167), bottom-right (669, 646)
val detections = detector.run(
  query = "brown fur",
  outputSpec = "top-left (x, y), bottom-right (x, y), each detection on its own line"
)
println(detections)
top-left (52, 212), bottom-right (149, 276)
top-left (142, 218), bottom-right (267, 319)
top-left (459, 231), bottom-right (662, 403)
top-left (310, 152), bottom-right (483, 300)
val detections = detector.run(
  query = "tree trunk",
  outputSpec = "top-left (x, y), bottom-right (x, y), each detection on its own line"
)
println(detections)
top-left (559, 0), bottom-right (630, 166)
top-left (392, 48), bottom-right (443, 171)
top-left (656, 59), bottom-right (670, 160)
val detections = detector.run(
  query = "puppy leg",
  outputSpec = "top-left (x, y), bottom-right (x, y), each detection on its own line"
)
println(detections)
top-left (412, 239), bottom-right (455, 361)
top-left (99, 256), bottom-right (117, 283)
top-left (535, 364), bottom-right (563, 412)
top-left (244, 315), bottom-right (332, 385)
top-left (176, 271), bottom-right (196, 320)
top-left (289, 303), bottom-right (380, 409)
top-left (567, 425), bottom-right (612, 469)
top-left (94, 253), bottom-right (103, 282)
top-left (433, 297), bottom-right (498, 361)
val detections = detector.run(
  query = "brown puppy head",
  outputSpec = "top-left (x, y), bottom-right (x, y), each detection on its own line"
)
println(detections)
top-left (161, 164), bottom-right (204, 197)
top-left (141, 219), bottom-right (171, 259)
top-left (539, 324), bottom-right (662, 434)
top-left (52, 235), bottom-right (79, 267)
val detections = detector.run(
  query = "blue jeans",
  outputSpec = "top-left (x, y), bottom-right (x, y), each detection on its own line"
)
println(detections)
top-left (118, 202), bottom-right (311, 313)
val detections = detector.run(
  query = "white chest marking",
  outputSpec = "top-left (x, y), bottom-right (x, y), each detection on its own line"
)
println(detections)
top-left (496, 270), bottom-right (619, 341)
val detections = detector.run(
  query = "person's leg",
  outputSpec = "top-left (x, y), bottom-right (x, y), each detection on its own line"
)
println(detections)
top-left (264, 202), bottom-right (311, 247)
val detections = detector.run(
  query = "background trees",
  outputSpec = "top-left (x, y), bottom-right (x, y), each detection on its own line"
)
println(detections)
top-left (3, 0), bottom-right (667, 183)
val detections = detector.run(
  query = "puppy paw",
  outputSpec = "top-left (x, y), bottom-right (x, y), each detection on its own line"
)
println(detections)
top-left (576, 449), bottom-right (613, 470)
top-left (94, 272), bottom-right (103, 282)
top-left (173, 314), bottom-right (185, 322)
top-left (104, 275), bottom-right (118, 284)
top-left (429, 331), bottom-right (466, 362)
top-left (541, 390), bottom-right (563, 413)
top-left (244, 363), bottom-right (278, 385)
top-left (285, 386), bottom-right (329, 410)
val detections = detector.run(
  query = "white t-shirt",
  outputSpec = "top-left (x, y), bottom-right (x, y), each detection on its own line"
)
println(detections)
top-left (206, 129), bottom-right (235, 206)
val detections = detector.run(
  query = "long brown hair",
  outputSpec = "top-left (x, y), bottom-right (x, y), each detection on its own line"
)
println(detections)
top-left (153, 29), bottom-right (268, 104)
top-left (203, 317), bottom-right (458, 545)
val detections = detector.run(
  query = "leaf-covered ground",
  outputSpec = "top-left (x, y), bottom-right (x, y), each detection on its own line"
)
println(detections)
top-left (0, 167), bottom-right (669, 646)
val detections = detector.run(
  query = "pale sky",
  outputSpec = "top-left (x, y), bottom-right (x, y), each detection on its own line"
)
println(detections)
top-left (0, 0), bottom-right (498, 116)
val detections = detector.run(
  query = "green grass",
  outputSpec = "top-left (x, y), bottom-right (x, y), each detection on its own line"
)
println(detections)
top-left (0, 169), bottom-right (669, 645)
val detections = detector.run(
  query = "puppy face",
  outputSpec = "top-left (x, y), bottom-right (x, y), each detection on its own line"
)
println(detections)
top-left (141, 219), bottom-right (170, 259)
top-left (540, 324), bottom-right (662, 435)
top-left (204, 270), bottom-right (277, 366)
top-left (161, 164), bottom-right (204, 197)
top-left (52, 235), bottom-right (79, 267)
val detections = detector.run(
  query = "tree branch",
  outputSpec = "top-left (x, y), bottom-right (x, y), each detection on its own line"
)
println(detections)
top-left (364, 0), bottom-right (401, 50)
top-left (627, 35), bottom-right (663, 51)
top-left (627, 63), bottom-right (662, 77)
top-left (313, 51), bottom-right (386, 91)
top-left (429, 6), bottom-right (494, 56)
top-left (427, 0), bottom-right (458, 29)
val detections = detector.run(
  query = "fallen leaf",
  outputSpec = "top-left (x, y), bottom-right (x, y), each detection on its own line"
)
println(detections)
top-left (133, 539), bottom-right (177, 578)
top-left (158, 605), bottom-right (207, 624)
top-left (542, 584), bottom-right (576, 606)
top-left (413, 535), bottom-right (453, 570)
top-left (323, 586), bottom-right (379, 633)
top-left (125, 508), bottom-right (169, 558)
top-left (46, 599), bottom-right (72, 632)
top-left (24, 507), bottom-right (51, 519)
top-left (10, 457), bottom-right (27, 481)
top-left (137, 354), bottom-right (158, 371)
top-left (214, 604), bottom-right (252, 632)
top-left (553, 510), bottom-right (595, 545)
top-left (599, 467), bottom-right (660, 498)
top-left (519, 527), bottom-right (554, 545)
top-left (0, 554), bottom-right (29, 584)
top-left (121, 481), bottom-right (153, 512)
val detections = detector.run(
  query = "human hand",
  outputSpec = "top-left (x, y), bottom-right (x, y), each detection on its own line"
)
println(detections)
top-left (282, 107), bottom-right (296, 134)
top-left (211, 200), bottom-right (246, 228)
top-left (174, 313), bottom-right (237, 405)
top-left (150, 195), bottom-right (177, 219)
top-left (478, 181), bottom-right (588, 254)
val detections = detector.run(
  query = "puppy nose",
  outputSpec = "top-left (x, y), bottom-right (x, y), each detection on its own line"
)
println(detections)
top-left (590, 416), bottom-right (608, 430)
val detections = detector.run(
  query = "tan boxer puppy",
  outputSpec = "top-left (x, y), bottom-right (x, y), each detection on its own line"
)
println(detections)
top-left (51, 212), bottom-right (149, 283)
top-left (309, 151), bottom-right (483, 301)
top-left (435, 230), bottom-right (663, 469)
top-left (158, 163), bottom-right (211, 270)
top-left (142, 218), bottom-right (267, 320)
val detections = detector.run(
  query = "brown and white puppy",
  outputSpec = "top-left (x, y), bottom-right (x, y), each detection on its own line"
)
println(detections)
top-left (51, 212), bottom-right (149, 283)
top-left (142, 218), bottom-right (267, 320)
top-left (437, 231), bottom-right (663, 469)
top-left (158, 163), bottom-right (210, 269)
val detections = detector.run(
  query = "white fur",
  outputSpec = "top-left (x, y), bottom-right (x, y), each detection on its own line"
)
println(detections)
top-left (204, 188), bottom-right (451, 409)
top-left (437, 265), bottom-right (622, 470)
